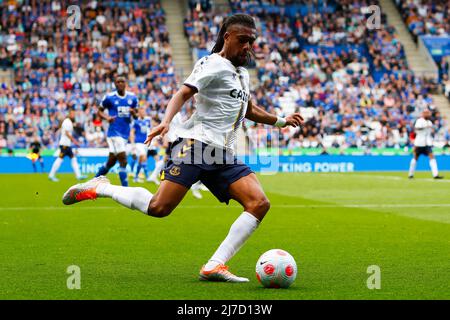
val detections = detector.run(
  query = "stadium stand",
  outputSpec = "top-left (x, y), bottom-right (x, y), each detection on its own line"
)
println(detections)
top-left (0, 0), bottom-right (177, 151)
top-left (394, 0), bottom-right (449, 40)
top-left (184, 1), bottom-right (231, 60)
top-left (183, 0), bottom-right (448, 153)
top-left (394, 0), bottom-right (450, 83)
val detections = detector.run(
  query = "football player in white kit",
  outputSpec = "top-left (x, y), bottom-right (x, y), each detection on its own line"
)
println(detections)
top-left (62, 14), bottom-right (303, 282)
top-left (48, 108), bottom-right (86, 182)
top-left (408, 109), bottom-right (444, 179)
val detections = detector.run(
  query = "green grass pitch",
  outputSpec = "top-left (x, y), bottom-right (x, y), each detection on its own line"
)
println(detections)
top-left (0, 172), bottom-right (449, 300)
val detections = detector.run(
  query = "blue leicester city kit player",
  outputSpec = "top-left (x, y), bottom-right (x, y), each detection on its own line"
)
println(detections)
top-left (95, 76), bottom-right (138, 186)
top-left (130, 107), bottom-right (152, 182)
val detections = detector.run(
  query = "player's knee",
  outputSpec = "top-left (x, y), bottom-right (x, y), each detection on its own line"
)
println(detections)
top-left (260, 197), bottom-right (271, 214)
top-left (147, 200), bottom-right (173, 218)
top-left (246, 197), bottom-right (270, 218)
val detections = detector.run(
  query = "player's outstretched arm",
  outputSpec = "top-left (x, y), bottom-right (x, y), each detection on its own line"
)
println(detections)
top-left (66, 131), bottom-right (80, 147)
top-left (144, 85), bottom-right (196, 145)
top-left (245, 99), bottom-right (304, 128)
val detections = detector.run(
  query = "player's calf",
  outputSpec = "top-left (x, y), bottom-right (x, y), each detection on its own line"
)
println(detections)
top-left (96, 154), bottom-right (117, 177)
top-left (95, 165), bottom-right (110, 177)
top-left (144, 180), bottom-right (189, 218)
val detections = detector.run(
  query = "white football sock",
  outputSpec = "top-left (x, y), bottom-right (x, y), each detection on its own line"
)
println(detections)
top-left (96, 184), bottom-right (153, 215)
top-left (430, 158), bottom-right (439, 177)
top-left (71, 157), bottom-right (81, 178)
top-left (408, 158), bottom-right (416, 177)
top-left (150, 160), bottom-right (165, 180)
top-left (49, 157), bottom-right (63, 178)
top-left (204, 212), bottom-right (260, 271)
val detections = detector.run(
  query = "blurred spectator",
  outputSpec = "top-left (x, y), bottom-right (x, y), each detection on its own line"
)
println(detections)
top-left (443, 74), bottom-right (450, 101)
top-left (0, 0), bottom-right (178, 150)
top-left (181, 0), bottom-right (448, 151)
top-left (396, 0), bottom-right (450, 41)
top-left (0, 0), bottom-right (448, 154)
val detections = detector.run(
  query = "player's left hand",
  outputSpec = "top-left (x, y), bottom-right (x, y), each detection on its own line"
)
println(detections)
top-left (144, 122), bottom-right (169, 146)
top-left (285, 113), bottom-right (304, 128)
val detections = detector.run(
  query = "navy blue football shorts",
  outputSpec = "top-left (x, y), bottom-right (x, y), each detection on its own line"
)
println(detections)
top-left (414, 146), bottom-right (432, 157)
top-left (161, 138), bottom-right (254, 204)
top-left (59, 145), bottom-right (74, 159)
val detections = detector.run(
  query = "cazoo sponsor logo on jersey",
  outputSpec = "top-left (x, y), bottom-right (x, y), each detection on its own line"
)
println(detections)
top-left (230, 88), bottom-right (249, 103)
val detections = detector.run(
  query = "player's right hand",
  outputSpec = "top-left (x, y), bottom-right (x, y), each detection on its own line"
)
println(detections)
top-left (107, 116), bottom-right (116, 123)
top-left (285, 112), bottom-right (304, 128)
top-left (145, 122), bottom-right (169, 146)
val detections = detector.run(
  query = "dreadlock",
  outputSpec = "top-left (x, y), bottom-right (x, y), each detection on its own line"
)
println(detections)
top-left (211, 14), bottom-right (256, 54)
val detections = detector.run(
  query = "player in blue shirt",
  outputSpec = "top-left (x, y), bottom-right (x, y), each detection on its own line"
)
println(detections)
top-left (130, 107), bottom-right (152, 183)
top-left (95, 76), bottom-right (138, 186)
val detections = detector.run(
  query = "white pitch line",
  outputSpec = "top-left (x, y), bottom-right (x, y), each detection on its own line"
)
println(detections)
top-left (352, 174), bottom-right (450, 183)
top-left (352, 174), bottom-right (404, 181)
top-left (1, 204), bottom-right (450, 211)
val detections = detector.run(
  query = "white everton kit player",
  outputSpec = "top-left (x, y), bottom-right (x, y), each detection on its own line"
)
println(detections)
top-left (62, 14), bottom-right (304, 283)
top-left (408, 109), bottom-right (443, 179)
top-left (48, 109), bottom-right (85, 182)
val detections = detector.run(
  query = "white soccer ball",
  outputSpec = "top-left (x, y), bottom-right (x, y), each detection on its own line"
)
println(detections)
top-left (256, 249), bottom-right (297, 288)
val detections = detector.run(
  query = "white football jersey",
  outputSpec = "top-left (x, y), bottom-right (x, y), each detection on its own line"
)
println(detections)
top-left (178, 53), bottom-right (250, 152)
top-left (59, 118), bottom-right (74, 147)
top-left (414, 117), bottom-right (433, 147)
top-left (166, 112), bottom-right (184, 143)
